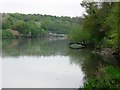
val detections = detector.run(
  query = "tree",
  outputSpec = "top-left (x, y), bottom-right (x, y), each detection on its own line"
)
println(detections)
top-left (69, 25), bottom-right (91, 42)
top-left (103, 3), bottom-right (119, 50)
top-left (11, 20), bottom-right (29, 35)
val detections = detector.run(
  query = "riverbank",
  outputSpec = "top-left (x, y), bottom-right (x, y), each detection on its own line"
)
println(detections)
top-left (92, 48), bottom-right (120, 61)
top-left (68, 42), bottom-right (120, 59)
top-left (2, 29), bottom-right (67, 39)
top-left (83, 65), bottom-right (120, 88)
top-left (82, 47), bottom-right (120, 88)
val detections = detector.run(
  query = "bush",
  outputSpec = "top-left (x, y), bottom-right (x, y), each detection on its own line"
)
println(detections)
top-left (83, 66), bottom-right (120, 89)
top-left (2, 30), bottom-right (15, 39)
top-left (69, 25), bottom-right (91, 42)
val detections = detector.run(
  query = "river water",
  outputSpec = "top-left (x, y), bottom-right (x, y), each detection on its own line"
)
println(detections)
top-left (2, 37), bottom-right (118, 88)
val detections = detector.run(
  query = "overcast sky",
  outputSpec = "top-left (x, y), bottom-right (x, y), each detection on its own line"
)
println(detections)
top-left (0, 0), bottom-right (85, 17)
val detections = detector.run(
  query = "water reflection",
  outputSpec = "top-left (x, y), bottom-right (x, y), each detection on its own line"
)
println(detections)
top-left (2, 38), bottom-right (68, 57)
top-left (2, 37), bottom-right (119, 88)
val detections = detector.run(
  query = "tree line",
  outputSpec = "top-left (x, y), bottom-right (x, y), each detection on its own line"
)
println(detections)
top-left (1, 13), bottom-right (81, 39)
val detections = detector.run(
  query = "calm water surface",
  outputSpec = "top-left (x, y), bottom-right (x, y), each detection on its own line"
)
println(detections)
top-left (2, 37), bottom-right (85, 88)
top-left (2, 37), bottom-right (117, 88)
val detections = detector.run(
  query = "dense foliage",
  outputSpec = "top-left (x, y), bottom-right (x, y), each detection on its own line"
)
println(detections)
top-left (84, 66), bottom-right (120, 88)
top-left (70, 2), bottom-right (120, 51)
top-left (2, 13), bottom-right (80, 38)
top-left (69, 25), bottom-right (91, 42)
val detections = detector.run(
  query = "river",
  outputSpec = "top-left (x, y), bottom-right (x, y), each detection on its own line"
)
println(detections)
top-left (2, 37), bottom-right (119, 88)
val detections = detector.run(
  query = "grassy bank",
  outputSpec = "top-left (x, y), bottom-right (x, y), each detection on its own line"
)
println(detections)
top-left (83, 65), bottom-right (120, 89)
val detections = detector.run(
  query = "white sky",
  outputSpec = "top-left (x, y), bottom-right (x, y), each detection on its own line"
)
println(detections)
top-left (0, 0), bottom-right (85, 17)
